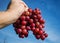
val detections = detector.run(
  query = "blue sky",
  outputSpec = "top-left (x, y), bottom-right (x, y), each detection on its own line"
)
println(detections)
top-left (0, 0), bottom-right (60, 43)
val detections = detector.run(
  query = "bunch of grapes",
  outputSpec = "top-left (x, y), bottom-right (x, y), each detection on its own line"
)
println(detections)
top-left (13, 8), bottom-right (48, 40)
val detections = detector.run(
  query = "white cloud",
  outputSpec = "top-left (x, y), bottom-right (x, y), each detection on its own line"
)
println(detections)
top-left (0, 30), bottom-right (35, 43)
top-left (46, 28), bottom-right (60, 43)
top-left (0, 26), bottom-right (60, 43)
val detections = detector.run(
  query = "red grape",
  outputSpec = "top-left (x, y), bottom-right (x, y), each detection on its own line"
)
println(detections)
top-left (39, 25), bottom-right (43, 30)
top-left (21, 21), bottom-right (27, 25)
top-left (41, 24), bottom-right (45, 28)
top-left (34, 28), bottom-right (39, 33)
top-left (28, 8), bottom-right (32, 13)
top-left (34, 19), bottom-right (38, 22)
top-left (21, 26), bottom-right (26, 29)
top-left (25, 11), bottom-right (30, 16)
top-left (26, 16), bottom-right (30, 21)
top-left (22, 29), bottom-right (28, 35)
top-left (31, 27), bottom-right (35, 31)
top-left (20, 16), bottom-right (26, 21)
top-left (36, 22), bottom-right (40, 27)
top-left (16, 29), bottom-right (22, 34)
top-left (35, 35), bottom-right (40, 39)
top-left (33, 15), bottom-right (37, 19)
top-left (37, 14), bottom-right (42, 19)
top-left (38, 30), bottom-right (43, 35)
top-left (13, 8), bottom-right (48, 40)
top-left (40, 35), bottom-right (45, 40)
top-left (19, 34), bottom-right (25, 38)
top-left (31, 23), bottom-right (35, 27)
top-left (29, 19), bottom-right (33, 23)
top-left (39, 19), bottom-right (45, 24)
top-left (25, 32), bottom-right (28, 37)
top-left (44, 33), bottom-right (48, 37)
top-left (26, 26), bottom-right (31, 30)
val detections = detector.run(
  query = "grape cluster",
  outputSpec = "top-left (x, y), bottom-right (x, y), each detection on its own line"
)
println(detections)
top-left (13, 8), bottom-right (48, 40)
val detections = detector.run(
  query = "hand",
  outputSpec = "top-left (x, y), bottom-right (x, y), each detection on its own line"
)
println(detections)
top-left (8, 0), bottom-right (28, 20)
top-left (0, 0), bottom-right (28, 29)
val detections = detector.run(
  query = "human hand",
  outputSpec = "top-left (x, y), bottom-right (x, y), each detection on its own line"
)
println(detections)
top-left (0, 0), bottom-right (28, 29)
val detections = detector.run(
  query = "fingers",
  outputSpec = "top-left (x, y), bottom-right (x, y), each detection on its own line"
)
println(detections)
top-left (19, 1), bottom-right (28, 11)
top-left (8, 0), bottom-right (28, 14)
top-left (11, 0), bottom-right (28, 11)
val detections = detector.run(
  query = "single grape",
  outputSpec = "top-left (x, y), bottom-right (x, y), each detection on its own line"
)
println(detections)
top-left (38, 30), bottom-right (43, 35)
top-left (21, 21), bottom-right (27, 25)
top-left (35, 35), bottom-right (40, 39)
top-left (40, 35), bottom-right (45, 40)
top-left (28, 8), bottom-right (33, 13)
top-left (29, 19), bottom-right (33, 24)
top-left (26, 26), bottom-right (31, 30)
top-left (20, 16), bottom-right (26, 21)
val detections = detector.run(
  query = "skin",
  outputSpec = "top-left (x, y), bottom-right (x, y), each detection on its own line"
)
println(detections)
top-left (0, 0), bottom-right (28, 29)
